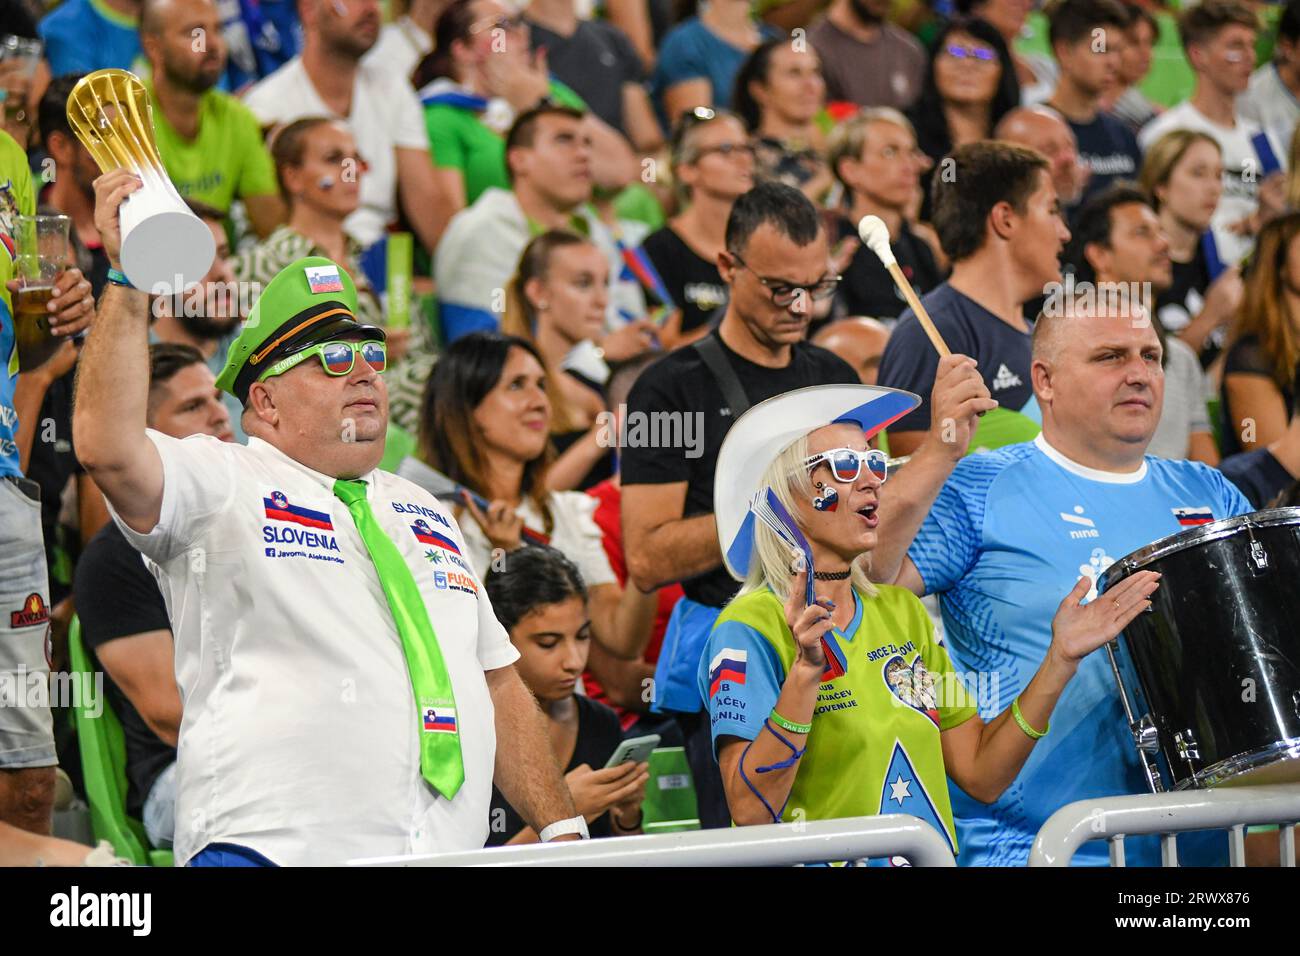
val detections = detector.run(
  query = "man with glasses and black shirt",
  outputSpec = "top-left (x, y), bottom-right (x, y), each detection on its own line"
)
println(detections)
top-left (617, 182), bottom-right (863, 827)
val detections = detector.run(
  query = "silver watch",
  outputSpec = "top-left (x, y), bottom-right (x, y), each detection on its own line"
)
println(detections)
top-left (538, 815), bottom-right (590, 842)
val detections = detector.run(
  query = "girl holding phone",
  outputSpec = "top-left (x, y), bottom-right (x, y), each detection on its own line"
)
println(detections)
top-left (484, 546), bottom-right (649, 845)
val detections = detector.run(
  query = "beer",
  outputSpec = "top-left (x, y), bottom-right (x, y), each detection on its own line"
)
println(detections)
top-left (12, 213), bottom-right (70, 353)
top-left (13, 285), bottom-right (55, 352)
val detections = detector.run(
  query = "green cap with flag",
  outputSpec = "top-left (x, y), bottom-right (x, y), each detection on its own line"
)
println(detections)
top-left (215, 256), bottom-right (385, 404)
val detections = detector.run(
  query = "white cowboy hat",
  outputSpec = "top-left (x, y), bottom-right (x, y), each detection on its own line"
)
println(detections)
top-left (714, 384), bottom-right (920, 581)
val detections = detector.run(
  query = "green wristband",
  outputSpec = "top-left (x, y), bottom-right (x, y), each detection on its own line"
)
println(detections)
top-left (770, 709), bottom-right (812, 735)
top-left (1011, 697), bottom-right (1048, 740)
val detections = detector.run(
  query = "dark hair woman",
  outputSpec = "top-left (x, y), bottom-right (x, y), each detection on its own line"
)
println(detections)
top-left (412, 0), bottom-right (566, 215)
top-left (1220, 212), bottom-right (1300, 456)
top-left (731, 38), bottom-right (832, 201)
top-left (908, 17), bottom-right (1020, 220)
top-left (483, 546), bottom-right (648, 845)
top-left (418, 331), bottom-right (624, 649)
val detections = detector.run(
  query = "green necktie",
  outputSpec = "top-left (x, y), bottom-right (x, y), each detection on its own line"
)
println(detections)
top-left (333, 478), bottom-right (464, 799)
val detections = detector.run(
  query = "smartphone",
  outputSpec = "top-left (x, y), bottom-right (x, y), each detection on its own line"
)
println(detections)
top-left (603, 734), bottom-right (660, 769)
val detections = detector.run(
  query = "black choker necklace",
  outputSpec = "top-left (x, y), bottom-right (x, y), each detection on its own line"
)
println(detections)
top-left (813, 570), bottom-right (851, 581)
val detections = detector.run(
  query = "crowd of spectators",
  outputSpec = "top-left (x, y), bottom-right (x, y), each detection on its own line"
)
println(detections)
top-left (4, 0), bottom-right (1300, 864)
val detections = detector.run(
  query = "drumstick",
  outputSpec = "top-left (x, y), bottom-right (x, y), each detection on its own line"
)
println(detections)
top-left (857, 215), bottom-right (951, 358)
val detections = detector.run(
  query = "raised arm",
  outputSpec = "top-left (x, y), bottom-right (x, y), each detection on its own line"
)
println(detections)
top-left (71, 170), bottom-right (164, 535)
top-left (12, 340), bottom-right (76, 472)
top-left (870, 355), bottom-right (996, 591)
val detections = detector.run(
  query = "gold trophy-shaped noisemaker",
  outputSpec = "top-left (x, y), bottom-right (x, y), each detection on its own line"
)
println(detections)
top-left (66, 69), bottom-right (215, 292)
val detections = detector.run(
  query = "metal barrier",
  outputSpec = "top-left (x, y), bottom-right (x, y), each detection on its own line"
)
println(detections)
top-left (1029, 783), bottom-right (1300, 866)
top-left (347, 814), bottom-right (957, 867)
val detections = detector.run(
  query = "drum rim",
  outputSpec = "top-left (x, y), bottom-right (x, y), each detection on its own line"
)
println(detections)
top-left (1098, 506), bottom-right (1300, 592)
top-left (1174, 736), bottom-right (1300, 790)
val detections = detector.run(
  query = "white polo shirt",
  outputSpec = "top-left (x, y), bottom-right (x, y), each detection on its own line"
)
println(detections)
top-left (107, 430), bottom-right (519, 866)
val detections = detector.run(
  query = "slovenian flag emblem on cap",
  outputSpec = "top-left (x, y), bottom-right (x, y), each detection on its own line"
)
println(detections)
top-left (423, 707), bottom-right (458, 734)
top-left (305, 264), bottom-right (344, 294)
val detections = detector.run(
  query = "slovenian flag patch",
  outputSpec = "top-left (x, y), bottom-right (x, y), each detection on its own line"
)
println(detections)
top-left (1173, 506), bottom-right (1214, 527)
top-left (708, 648), bottom-right (747, 698)
top-left (411, 519), bottom-right (460, 554)
top-left (423, 707), bottom-right (457, 734)
top-left (264, 490), bottom-right (334, 530)
top-left (305, 264), bottom-right (345, 294)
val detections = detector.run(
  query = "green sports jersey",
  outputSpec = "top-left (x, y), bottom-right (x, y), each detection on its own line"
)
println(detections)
top-left (146, 82), bottom-right (278, 213)
top-left (424, 102), bottom-right (507, 206)
top-left (423, 79), bottom-right (587, 207)
top-left (699, 584), bottom-right (978, 853)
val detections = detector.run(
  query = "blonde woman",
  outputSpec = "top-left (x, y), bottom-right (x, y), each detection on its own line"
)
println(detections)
top-left (699, 385), bottom-right (1158, 851)
top-left (1140, 128), bottom-right (1240, 366)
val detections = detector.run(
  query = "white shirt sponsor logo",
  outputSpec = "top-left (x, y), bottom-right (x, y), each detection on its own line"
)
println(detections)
top-left (1060, 505), bottom-right (1099, 539)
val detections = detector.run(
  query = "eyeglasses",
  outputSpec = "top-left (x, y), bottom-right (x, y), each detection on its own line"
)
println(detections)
top-left (943, 44), bottom-right (996, 62)
top-left (468, 13), bottom-right (525, 34)
top-left (694, 142), bottom-right (755, 160)
top-left (804, 447), bottom-right (889, 484)
top-left (258, 339), bottom-right (387, 382)
top-left (727, 251), bottom-right (840, 308)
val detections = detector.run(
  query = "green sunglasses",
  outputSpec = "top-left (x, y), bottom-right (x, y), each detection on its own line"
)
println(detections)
top-left (258, 339), bottom-right (388, 382)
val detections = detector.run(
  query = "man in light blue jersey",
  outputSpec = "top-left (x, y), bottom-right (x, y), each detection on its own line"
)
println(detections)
top-left (872, 295), bottom-right (1251, 866)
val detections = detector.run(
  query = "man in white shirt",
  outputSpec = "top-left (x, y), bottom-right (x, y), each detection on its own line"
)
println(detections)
top-left (74, 168), bottom-right (585, 865)
top-left (243, 0), bottom-right (452, 251)
top-left (362, 0), bottom-right (440, 84)
top-left (435, 103), bottom-right (655, 369)
top-left (1239, 0), bottom-right (1300, 154)
top-left (1138, 0), bottom-right (1287, 269)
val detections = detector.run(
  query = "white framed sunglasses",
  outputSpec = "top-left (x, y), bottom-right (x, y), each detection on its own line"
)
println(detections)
top-left (804, 447), bottom-right (889, 484)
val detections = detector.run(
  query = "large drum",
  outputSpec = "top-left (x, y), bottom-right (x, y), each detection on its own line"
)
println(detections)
top-left (1098, 508), bottom-right (1300, 792)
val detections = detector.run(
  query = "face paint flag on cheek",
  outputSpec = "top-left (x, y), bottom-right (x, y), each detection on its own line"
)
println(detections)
top-left (812, 485), bottom-right (839, 512)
